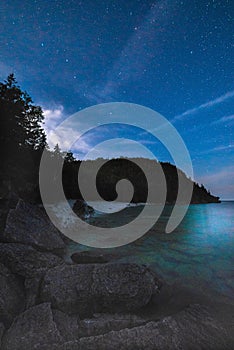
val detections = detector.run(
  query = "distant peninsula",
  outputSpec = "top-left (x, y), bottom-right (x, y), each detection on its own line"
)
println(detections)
top-left (61, 157), bottom-right (221, 205)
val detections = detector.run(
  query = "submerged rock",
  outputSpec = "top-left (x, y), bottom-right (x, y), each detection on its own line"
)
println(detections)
top-left (0, 263), bottom-right (25, 327)
top-left (40, 263), bottom-right (160, 317)
top-left (71, 251), bottom-right (109, 264)
top-left (1, 200), bottom-right (65, 255)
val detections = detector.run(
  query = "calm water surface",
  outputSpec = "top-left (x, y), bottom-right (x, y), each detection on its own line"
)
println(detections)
top-left (68, 201), bottom-right (234, 300)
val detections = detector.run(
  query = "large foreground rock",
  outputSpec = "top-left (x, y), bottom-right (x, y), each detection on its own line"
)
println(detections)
top-left (0, 263), bottom-right (25, 327)
top-left (4, 303), bottom-right (232, 350)
top-left (53, 310), bottom-right (146, 340)
top-left (0, 243), bottom-right (64, 278)
top-left (0, 191), bottom-right (18, 233)
top-left (74, 304), bottom-right (233, 350)
top-left (1, 200), bottom-right (65, 255)
top-left (1, 303), bottom-right (62, 350)
top-left (1, 303), bottom-right (145, 350)
top-left (0, 323), bottom-right (5, 348)
top-left (40, 263), bottom-right (160, 317)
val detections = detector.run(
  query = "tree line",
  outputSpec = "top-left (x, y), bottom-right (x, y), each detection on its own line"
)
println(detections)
top-left (0, 74), bottom-right (220, 204)
top-left (0, 74), bottom-right (75, 201)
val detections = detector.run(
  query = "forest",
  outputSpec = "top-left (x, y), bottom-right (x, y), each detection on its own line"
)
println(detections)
top-left (0, 75), bottom-right (220, 205)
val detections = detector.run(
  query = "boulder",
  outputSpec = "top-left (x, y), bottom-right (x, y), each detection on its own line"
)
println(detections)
top-left (0, 323), bottom-right (5, 348)
top-left (52, 310), bottom-right (80, 342)
top-left (71, 251), bottom-right (109, 264)
top-left (0, 263), bottom-right (25, 327)
top-left (0, 243), bottom-right (64, 279)
top-left (24, 275), bottom-right (44, 308)
top-left (79, 313), bottom-right (146, 338)
top-left (91, 263), bottom-right (160, 313)
top-left (53, 310), bottom-right (146, 340)
top-left (40, 264), bottom-right (94, 316)
top-left (20, 304), bottom-right (234, 350)
top-left (0, 191), bottom-right (18, 235)
top-left (40, 263), bottom-right (160, 317)
top-left (72, 199), bottom-right (94, 219)
top-left (2, 308), bottom-right (144, 350)
top-left (1, 200), bottom-right (65, 255)
top-left (1, 303), bottom-right (62, 350)
top-left (65, 304), bottom-right (233, 350)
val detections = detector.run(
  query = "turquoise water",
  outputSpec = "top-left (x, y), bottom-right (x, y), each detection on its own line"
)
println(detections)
top-left (68, 201), bottom-right (234, 299)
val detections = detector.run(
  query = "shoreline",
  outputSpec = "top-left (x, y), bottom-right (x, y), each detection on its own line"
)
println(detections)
top-left (0, 198), bottom-right (233, 348)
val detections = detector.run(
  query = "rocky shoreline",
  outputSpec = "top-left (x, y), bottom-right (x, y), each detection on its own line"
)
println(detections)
top-left (0, 198), bottom-right (233, 349)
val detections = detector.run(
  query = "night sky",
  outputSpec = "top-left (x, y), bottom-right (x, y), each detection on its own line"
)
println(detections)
top-left (0, 0), bottom-right (233, 199)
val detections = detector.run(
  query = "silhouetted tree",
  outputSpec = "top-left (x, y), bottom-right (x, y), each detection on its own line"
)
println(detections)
top-left (64, 150), bottom-right (76, 163)
top-left (52, 143), bottom-right (63, 159)
top-left (0, 74), bottom-right (46, 198)
top-left (0, 74), bottom-right (46, 154)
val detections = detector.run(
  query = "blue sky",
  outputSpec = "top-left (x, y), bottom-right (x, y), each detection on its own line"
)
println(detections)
top-left (0, 0), bottom-right (233, 198)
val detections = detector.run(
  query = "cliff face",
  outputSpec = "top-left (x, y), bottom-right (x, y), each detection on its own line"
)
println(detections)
top-left (62, 158), bottom-right (220, 204)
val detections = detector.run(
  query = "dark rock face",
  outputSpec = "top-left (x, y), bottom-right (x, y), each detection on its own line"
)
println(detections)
top-left (65, 304), bottom-right (233, 350)
top-left (9, 304), bottom-right (232, 350)
top-left (40, 264), bottom-right (94, 316)
top-left (79, 313), bottom-right (146, 338)
top-left (72, 199), bottom-right (94, 218)
top-left (40, 263), bottom-right (160, 317)
top-left (24, 275), bottom-right (44, 309)
top-left (1, 303), bottom-right (63, 350)
top-left (0, 243), bottom-right (64, 278)
top-left (53, 310), bottom-right (146, 340)
top-left (1, 200), bottom-right (65, 255)
top-left (0, 192), bottom-right (19, 234)
top-left (0, 263), bottom-right (25, 327)
top-left (0, 323), bottom-right (5, 348)
top-left (91, 263), bottom-right (160, 313)
top-left (52, 310), bottom-right (80, 342)
top-left (71, 251), bottom-right (109, 264)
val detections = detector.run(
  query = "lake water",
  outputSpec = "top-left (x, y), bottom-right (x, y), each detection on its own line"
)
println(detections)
top-left (68, 201), bottom-right (234, 301)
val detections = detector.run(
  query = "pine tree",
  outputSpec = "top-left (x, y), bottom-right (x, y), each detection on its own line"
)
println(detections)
top-left (0, 74), bottom-right (47, 197)
top-left (0, 74), bottom-right (46, 155)
top-left (64, 150), bottom-right (76, 163)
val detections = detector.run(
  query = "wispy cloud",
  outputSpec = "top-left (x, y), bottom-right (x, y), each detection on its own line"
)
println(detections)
top-left (172, 90), bottom-right (234, 122)
top-left (87, 1), bottom-right (171, 103)
top-left (212, 114), bottom-right (234, 125)
top-left (198, 144), bottom-right (234, 155)
top-left (197, 165), bottom-right (234, 199)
